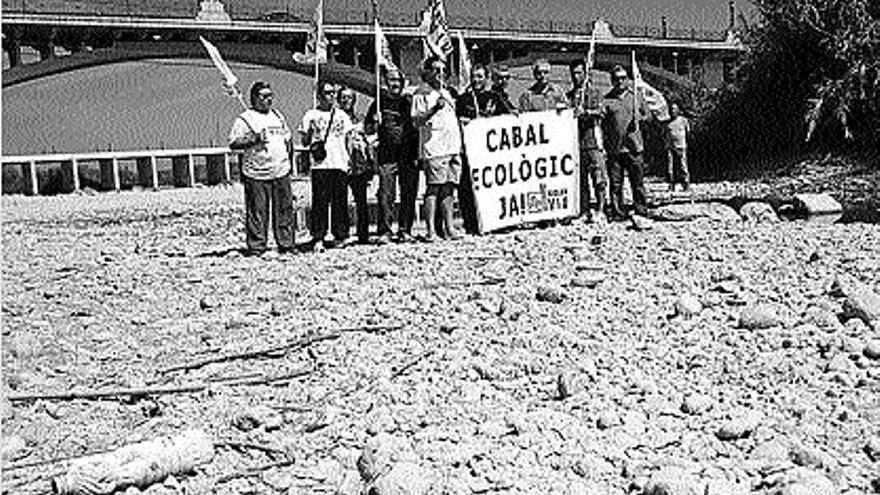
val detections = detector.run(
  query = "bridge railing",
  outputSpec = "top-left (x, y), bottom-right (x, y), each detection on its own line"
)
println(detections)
top-left (1, 0), bottom-right (730, 41)
top-left (0, 146), bottom-right (312, 196)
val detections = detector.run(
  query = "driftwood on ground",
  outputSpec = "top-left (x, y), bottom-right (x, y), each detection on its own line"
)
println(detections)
top-left (52, 429), bottom-right (214, 495)
top-left (8, 368), bottom-right (313, 403)
top-left (159, 323), bottom-right (404, 374)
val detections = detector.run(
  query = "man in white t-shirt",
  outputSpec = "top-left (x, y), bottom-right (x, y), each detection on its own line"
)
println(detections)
top-left (228, 81), bottom-right (295, 256)
top-left (299, 81), bottom-right (355, 250)
top-left (412, 55), bottom-right (463, 242)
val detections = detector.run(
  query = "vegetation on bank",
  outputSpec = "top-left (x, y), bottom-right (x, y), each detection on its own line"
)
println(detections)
top-left (690, 0), bottom-right (879, 177)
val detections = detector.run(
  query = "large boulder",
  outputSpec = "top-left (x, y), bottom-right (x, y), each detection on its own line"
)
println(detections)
top-left (793, 193), bottom-right (842, 216)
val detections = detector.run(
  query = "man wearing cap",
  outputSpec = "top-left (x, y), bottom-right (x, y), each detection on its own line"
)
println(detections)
top-left (366, 69), bottom-right (420, 243)
top-left (228, 81), bottom-right (295, 256)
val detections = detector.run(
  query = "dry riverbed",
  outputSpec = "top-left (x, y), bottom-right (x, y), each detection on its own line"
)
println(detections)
top-left (2, 173), bottom-right (879, 495)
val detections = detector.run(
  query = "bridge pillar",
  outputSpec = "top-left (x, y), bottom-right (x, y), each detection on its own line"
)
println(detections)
top-left (172, 155), bottom-right (194, 187)
top-left (399, 41), bottom-right (423, 83)
top-left (37, 29), bottom-right (58, 61)
top-left (4, 38), bottom-right (22, 68)
top-left (23, 162), bottom-right (39, 196)
top-left (205, 154), bottom-right (228, 185)
top-left (136, 157), bottom-right (159, 189)
top-left (59, 160), bottom-right (79, 193)
top-left (99, 158), bottom-right (120, 191)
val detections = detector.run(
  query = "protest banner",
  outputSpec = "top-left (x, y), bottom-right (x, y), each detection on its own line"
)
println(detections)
top-left (463, 109), bottom-right (580, 233)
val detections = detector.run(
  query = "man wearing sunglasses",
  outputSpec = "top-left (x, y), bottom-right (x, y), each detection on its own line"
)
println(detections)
top-left (228, 81), bottom-right (295, 257)
top-left (603, 65), bottom-right (650, 221)
top-left (518, 58), bottom-right (568, 113)
top-left (491, 65), bottom-right (517, 114)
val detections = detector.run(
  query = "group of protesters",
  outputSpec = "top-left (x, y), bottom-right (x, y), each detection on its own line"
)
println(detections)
top-left (228, 56), bottom-right (690, 256)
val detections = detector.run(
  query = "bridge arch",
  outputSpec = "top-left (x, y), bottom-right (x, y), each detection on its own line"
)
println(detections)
top-left (2, 41), bottom-right (377, 95)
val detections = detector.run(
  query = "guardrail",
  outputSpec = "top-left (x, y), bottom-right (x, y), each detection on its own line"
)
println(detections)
top-left (0, 146), bottom-right (310, 196)
top-left (0, 0), bottom-right (730, 42)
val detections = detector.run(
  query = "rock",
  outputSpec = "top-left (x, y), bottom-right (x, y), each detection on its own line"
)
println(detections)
top-left (642, 466), bottom-right (701, 495)
top-left (803, 306), bottom-right (843, 332)
top-left (651, 203), bottom-right (740, 223)
top-left (370, 461), bottom-right (432, 495)
top-left (570, 272), bottom-right (604, 288)
top-left (705, 478), bottom-right (750, 495)
top-left (739, 304), bottom-right (783, 329)
top-left (556, 371), bottom-right (583, 399)
top-left (1, 435), bottom-right (27, 462)
top-left (232, 405), bottom-right (283, 432)
top-left (789, 444), bottom-right (827, 469)
top-left (864, 437), bottom-right (880, 461)
top-left (767, 467), bottom-right (837, 495)
top-left (596, 410), bottom-right (620, 430)
top-left (793, 193), bottom-right (843, 216)
top-left (681, 393), bottom-right (713, 415)
top-left (199, 296), bottom-right (220, 310)
top-left (536, 285), bottom-right (567, 304)
top-left (675, 294), bottom-right (703, 317)
top-left (717, 410), bottom-right (763, 440)
top-left (863, 340), bottom-right (880, 360)
top-left (739, 202), bottom-right (779, 223)
top-left (834, 275), bottom-right (880, 329)
top-left (631, 215), bottom-right (655, 231)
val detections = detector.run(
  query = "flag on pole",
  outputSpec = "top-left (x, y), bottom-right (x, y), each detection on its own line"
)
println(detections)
top-left (374, 19), bottom-right (399, 74)
top-left (199, 36), bottom-right (247, 109)
top-left (419, 0), bottom-right (453, 60)
top-left (456, 31), bottom-right (472, 94)
top-left (631, 51), bottom-right (670, 121)
top-left (585, 31), bottom-right (596, 72)
top-left (292, 0), bottom-right (328, 65)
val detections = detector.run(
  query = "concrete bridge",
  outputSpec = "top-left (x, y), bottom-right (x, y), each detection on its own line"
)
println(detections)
top-left (2, 1), bottom-right (744, 92)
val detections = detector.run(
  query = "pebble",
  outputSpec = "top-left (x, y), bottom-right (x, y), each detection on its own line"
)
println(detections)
top-left (863, 437), bottom-right (880, 462)
top-left (1, 435), bottom-right (27, 462)
top-left (739, 201), bottom-right (779, 223)
top-left (596, 410), bottom-right (620, 430)
top-left (863, 340), bottom-right (880, 360)
top-left (199, 296), bottom-right (220, 310)
top-left (681, 393), bottom-right (713, 415)
top-left (739, 304), bottom-right (783, 329)
top-left (642, 466), bottom-right (701, 495)
top-left (717, 410), bottom-right (763, 440)
top-left (675, 294), bottom-right (703, 317)
top-left (536, 285), bottom-right (567, 304)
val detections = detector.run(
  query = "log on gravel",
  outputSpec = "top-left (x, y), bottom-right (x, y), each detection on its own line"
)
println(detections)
top-left (52, 429), bottom-right (214, 495)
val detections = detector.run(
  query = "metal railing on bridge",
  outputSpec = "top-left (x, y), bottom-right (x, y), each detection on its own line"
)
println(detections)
top-left (0, 146), bottom-right (312, 196)
top-left (1, 0), bottom-right (729, 41)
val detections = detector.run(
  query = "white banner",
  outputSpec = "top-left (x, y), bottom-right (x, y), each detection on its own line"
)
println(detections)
top-left (463, 110), bottom-right (580, 233)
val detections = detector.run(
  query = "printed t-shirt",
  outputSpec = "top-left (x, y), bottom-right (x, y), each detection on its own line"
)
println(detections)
top-left (411, 85), bottom-right (461, 160)
top-left (299, 108), bottom-right (354, 171)
top-left (228, 109), bottom-right (292, 180)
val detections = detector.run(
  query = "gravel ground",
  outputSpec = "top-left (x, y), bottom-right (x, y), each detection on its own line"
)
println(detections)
top-left (2, 166), bottom-right (879, 495)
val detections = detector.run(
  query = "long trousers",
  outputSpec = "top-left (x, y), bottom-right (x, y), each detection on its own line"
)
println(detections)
top-left (667, 147), bottom-right (690, 186)
top-left (349, 173), bottom-right (371, 242)
top-left (607, 151), bottom-right (648, 217)
top-left (458, 156), bottom-right (479, 234)
top-left (243, 173), bottom-right (295, 253)
top-left (310, 169), bottom-right (349, 241)
top-left (397, 162), bottom-right (421, 235)
top-left (376, 162), bottom-right (398, 236)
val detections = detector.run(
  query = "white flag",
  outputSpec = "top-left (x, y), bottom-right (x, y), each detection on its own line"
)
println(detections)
top-left (375, 19), bottom-right (399, 74)
top-left (632, 51), bottom-right (670, 121)
top-left (199, 36), bottom-right (246, 109)
top-left (420, 0), bottom-right (453, 60)
top-left (456, 31), bottom-right (471, 93)
top-left (585, 31), bottom-right (596, 72)
top-left (293, 0), bottom-right (328, 64)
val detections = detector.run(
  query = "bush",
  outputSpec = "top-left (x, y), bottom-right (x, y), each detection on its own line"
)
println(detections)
top-left (691, 0), bottom-right (879, 177)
